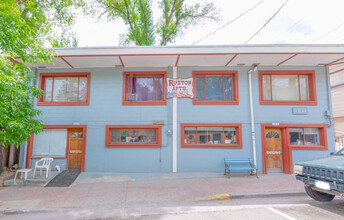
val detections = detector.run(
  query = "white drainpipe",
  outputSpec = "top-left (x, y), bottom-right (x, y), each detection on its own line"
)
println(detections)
top-left (172, 66), bottom-right (178, 172)
top-left (325, 65), bottom-right (333, 128)
top-left (23, 67), bottom-right (38, 169)
top-left (22, 141), bottom-right (28, 169)
top-left (248, 65), bottom-right (258, 169)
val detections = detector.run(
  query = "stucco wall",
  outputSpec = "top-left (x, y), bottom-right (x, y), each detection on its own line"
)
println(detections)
top-left (20, 65), bottom-right (335, 173)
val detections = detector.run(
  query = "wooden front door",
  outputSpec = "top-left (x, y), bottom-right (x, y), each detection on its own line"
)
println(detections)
top-left (68, 128), bottom-right (83, 170)
top-left (265, 128), bottom-right (283, 173)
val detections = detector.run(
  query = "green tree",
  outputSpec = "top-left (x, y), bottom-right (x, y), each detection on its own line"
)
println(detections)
top-left (0, 0), bottom-right (83, 171)
top-left (95, 0), bottom-right (218, 46)
top-left (49, 31), bottom-right (79, 48)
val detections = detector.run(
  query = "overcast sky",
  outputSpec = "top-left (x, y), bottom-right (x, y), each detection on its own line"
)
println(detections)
top-left (72, 0), bottom-right (344, 47)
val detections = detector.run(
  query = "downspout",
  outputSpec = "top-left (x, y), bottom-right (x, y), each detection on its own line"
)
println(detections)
top-left (22, 67), bottom-right (38, 168)
top-left (325, 65), bottom-right (333, 128)
top-left (248, 65), bottom-right (258, 170)
top-left (172, 66), bottom-right (178, 172)
top-left (22, 142), bottom-right (28, 169)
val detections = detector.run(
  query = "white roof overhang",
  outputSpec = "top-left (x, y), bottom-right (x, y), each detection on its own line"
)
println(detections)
top-left (17, 44), bottom-right (344, 75)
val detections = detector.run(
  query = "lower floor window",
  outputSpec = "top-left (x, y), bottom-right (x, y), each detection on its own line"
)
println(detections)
top-left (32, 129), bottom-right (67, 157)
top-left (111, 129), bottom-right (157, 143)
top-left (181, 124), bottom-right (242, 148)
top-left (289, 128), bottom-right (320, 145)
top-left (184, 127), bottom-right (236, 144)
top-left (106, 125), bottom-right (162, 147)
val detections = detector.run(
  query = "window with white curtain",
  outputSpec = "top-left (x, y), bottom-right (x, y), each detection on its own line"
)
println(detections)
top-left (32, 129), bottom-right (67, 157)
top-left (262, 74), bottom-right (309, 101)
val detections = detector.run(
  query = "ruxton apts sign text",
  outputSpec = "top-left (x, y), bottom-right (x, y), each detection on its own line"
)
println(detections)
top-left (166, 78), bottom-right (193, 98)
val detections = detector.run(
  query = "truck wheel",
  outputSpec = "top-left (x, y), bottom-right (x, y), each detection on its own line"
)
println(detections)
top-left (304, 184), bottom-right (335, 201)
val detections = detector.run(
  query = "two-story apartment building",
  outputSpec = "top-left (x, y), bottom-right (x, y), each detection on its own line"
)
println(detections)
top-left (19, 45), bottom-right (343, 174)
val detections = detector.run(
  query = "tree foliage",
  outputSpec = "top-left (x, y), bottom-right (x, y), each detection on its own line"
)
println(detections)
top-left (95, 0), bottom-right (218, 46)
top-left (49, 31), bottom-right (79, 48)
top-left (0, 0), bottom-right (83, 147)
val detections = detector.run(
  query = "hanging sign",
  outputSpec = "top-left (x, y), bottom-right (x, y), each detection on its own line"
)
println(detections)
top-left (166, 78), bottom-right (193, 98)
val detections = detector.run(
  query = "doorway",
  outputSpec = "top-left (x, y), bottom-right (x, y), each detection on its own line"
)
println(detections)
top-left (68, 128), bottom-right (83, 170)
top-left (265, 128), bottom-right (283, 173)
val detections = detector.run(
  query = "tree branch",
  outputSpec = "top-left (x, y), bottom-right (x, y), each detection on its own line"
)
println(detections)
top-left (138, 0), bottom-right (149, 41)
top-left (98, 8), bottom-right (110, 20)
top-left (161, 0), bottom-right (184, 45)
top-left (123, 0), bottom-right (141, 45)
top-left (166, 0), bottom-right (183, 27)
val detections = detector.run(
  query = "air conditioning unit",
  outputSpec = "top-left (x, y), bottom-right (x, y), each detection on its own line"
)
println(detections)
top-left (126, 93), bottom-right (137, 101)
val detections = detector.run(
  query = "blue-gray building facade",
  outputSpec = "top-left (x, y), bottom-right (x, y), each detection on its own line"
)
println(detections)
top-left (20, 64), bottom-right (335, 174)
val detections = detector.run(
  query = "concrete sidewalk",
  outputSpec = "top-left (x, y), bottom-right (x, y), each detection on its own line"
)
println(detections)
top-left (0, 173), bottom-right (304, 212)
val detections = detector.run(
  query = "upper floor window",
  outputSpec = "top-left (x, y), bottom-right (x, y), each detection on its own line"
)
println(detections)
top-left (106, 125), bottom-right (162, 147)
top-left (181, 123), bottom-right (242, 148)
top-left (123, 72), bottom-right (167, 105)
top-left (259, 70), bottom-right (317, 105)
top-left (37, 72), bottom-right (90, 106)
top-left (193, 71), bottom-right (238, 105)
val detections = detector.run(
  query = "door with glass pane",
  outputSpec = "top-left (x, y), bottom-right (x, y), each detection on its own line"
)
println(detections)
top-left (265, 128), bottom-right (283, 173)
top-left (68, 129), bottom-right (83, 170)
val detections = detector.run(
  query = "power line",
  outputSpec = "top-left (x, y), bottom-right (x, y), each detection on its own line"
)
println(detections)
top-left (311, 22), bottom-right (344, 43)
top-left (286, 16), bottom-right (306, 32)
top-left (245, 0), bottom-right (289, 44)
top-left (192, 0), bottom-right (265, 45)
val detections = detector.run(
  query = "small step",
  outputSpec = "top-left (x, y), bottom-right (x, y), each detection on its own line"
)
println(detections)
top-left (4, 171), bottom-right (59, 187)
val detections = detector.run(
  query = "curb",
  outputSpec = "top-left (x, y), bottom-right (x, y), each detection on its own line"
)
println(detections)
top-left (193, 191), bottom-right (306, 201)
top-left (201, 194), bottom-right (231, 200)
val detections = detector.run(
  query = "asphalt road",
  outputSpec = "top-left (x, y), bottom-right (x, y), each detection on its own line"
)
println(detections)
top-left (1, 193), bottom-right (343, 219)
top-left (122, 194), bottom-right (344, 220)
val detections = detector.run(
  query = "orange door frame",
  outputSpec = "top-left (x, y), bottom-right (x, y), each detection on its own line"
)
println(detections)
top-left (262, 125), bottom-right (291, 174)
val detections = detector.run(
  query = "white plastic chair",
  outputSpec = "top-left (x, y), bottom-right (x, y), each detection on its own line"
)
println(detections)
top-left (33, 157), bottom-right (54, 178)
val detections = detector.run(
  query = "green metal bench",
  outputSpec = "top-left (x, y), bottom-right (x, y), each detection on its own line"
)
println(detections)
top-left (224, 158), bottom-right (258, 178)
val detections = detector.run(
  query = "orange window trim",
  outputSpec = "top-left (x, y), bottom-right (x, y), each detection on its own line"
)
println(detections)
top-left (259, 70), bottom-right (317, 105)
top-left (37, 72), bottom-right (91, 106)
top-left (122, 71), bottom-right (167, 105)
top-left (286, 125), bottom-right (327, 150)
top-left (106, 125), bottom-right (162, 147)
top-left (261, 123), bottom-right (327, 174)
top-left (192, 71), bottom-right (239, 105)
top-left (180, 123), bottom-right (242, 148)
top-left (26, 125), bottom-right (87, 172)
